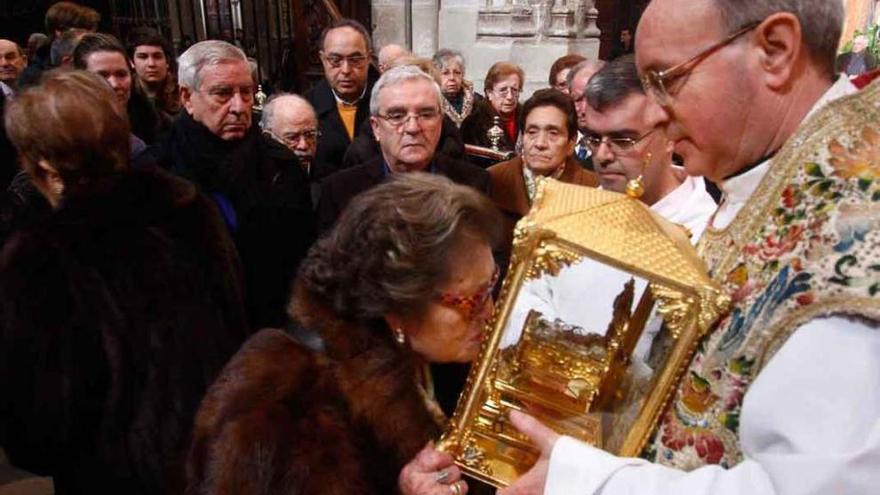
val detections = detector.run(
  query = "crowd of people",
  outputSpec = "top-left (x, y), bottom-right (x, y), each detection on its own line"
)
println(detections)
top-left (0, 0), bottom-right (878, 494)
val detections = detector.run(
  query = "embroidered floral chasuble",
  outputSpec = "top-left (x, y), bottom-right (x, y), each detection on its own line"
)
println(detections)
top-left (644, 80), bottom-right (880, 469)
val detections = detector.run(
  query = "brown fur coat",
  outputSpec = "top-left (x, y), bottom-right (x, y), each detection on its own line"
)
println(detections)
top-left (186, 285), bottom-right (441, 494)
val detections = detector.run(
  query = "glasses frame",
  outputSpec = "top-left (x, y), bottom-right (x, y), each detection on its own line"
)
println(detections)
top-left (437, 264), bottom-right (500, 321)
top-left (640, 21), bottom-right (760, 107)
top-left (375, 109), bottom-right (442, 130)
top-left (584, 128), bottom-right (655, 155)
top-left (321, 52), bottom-right (369, 69)
top-left (491, 86), bottom-right (521, 98)
top-left (264, 128), bottom-right (321, 148)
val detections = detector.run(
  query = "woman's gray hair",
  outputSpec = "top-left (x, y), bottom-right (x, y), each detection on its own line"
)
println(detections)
top-left (178, 40), bottom-right (247, 90)
top-left (369, 65), bottom-right (444, 116)
top-left (295, 172), bottom-right (502, 322)
top-left (711, 0), bottom-right (843, 75)
top-left (432, 48), bottom-right (466, 75)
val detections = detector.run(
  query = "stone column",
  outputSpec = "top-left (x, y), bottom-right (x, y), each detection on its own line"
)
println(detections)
top-left (372, 0), bottom-right (440, 57)
top-left (372, 0), bottom-right (602, 97)
top-left (439, 0), bottom-right (601, 98)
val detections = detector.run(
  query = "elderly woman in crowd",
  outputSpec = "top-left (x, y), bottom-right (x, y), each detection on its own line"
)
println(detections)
top-left (460, 61), bottom-right (524, 155)
top-left (0, 70), bottom-right (249, 494)
top-left (433, 48), bottom-right (482, 127)
top-left (187, 173), bottom-right (501, 495)
top-left (548, 54), bottom-right (586, 94)
top-left (488, 89), bottom-right (598, 262)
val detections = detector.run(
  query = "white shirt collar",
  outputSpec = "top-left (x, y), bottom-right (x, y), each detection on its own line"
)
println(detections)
top-left (332, 84), bottom-right (368, 106)
top-left (651, 173), bottom-right (717, 241)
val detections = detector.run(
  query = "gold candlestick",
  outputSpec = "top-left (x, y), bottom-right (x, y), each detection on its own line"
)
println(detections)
top-left (487, 115), bottom-right (505, 152)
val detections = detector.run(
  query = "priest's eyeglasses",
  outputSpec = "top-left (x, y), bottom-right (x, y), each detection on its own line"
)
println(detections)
top-left (376, 109), bottom-right (442, 129)
top-left (584, 129), bottom-right (655, 154)
top-left (640, 21), bottom-right (760, 107)
top-left (437, 265), bottom-right (500, 321)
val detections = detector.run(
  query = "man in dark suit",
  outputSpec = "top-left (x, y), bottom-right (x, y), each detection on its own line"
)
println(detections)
top-left (316, 65), bottom-right (490, 233)
top-left (306, 19), bottom-right (377, 180)
top-left (155, 40), bottom-right (315, 330)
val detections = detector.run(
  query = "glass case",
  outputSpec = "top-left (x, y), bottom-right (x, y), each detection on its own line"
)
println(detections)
top-left (438, 179), bottom-right (730, 487)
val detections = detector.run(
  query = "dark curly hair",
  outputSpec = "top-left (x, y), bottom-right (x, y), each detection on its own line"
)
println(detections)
top-left (520, 88), bottom-right (578, 140)
top-left (297, 173), bottom-right (502, 323)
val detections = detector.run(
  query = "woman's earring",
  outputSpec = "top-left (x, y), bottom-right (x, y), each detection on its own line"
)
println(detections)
top-left (626, 152), bottom-right (651, 199)
top-left (394, 328), bottom-right (406, 345)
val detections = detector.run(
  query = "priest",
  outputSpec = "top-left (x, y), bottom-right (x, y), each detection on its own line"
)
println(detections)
top-left (498, 0), bottom-right (880, 494)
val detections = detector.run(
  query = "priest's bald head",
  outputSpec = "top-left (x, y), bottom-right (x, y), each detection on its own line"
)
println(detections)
top-left (635, 0), bottom-right (843, 182)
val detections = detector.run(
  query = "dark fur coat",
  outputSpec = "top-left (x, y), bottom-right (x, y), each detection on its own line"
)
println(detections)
top-left (0, 169), bottom-right (250, 494)
top-left (186, 284), bottom-right (441, 495)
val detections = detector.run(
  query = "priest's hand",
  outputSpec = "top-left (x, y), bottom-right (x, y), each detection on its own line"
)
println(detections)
top-left (399, 442), bottom-right (468, 495)
top-left (497, 410), bottom-right (560, 495)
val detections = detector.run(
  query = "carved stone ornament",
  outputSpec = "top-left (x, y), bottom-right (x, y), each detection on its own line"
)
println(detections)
top-left (477, 0), bottom-right (601, 40)
top-left (437, 178), bottom-right (730, 487)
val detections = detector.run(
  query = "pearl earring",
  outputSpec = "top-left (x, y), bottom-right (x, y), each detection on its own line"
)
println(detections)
top-left (394, 328), bottom-right (406, 345)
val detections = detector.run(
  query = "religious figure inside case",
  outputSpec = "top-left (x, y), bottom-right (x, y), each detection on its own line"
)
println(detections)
top-left (438, 179), bottom-right (730, 487)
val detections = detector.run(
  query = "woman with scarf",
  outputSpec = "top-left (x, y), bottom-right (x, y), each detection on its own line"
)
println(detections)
top-left (433, 49), bottom-right (482, 127)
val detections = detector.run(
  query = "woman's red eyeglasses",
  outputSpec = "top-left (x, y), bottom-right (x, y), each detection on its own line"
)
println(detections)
top-left (437, 265), bottom-right (500, 320)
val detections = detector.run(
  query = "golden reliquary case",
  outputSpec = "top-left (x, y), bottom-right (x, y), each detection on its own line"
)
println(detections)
top-left (438, 179), bottom-right (730, 487)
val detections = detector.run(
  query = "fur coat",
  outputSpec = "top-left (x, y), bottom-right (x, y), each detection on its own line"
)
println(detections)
top-left (0, 169), bottom-right (250, 494)
top-left (186, 284), bottom-right (442, 495)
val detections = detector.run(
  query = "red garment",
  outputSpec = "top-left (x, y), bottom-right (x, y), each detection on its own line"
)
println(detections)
top-left (852, 69), bottom-right (880, 89)
top-left (504, 112), bottom-right (518, 145)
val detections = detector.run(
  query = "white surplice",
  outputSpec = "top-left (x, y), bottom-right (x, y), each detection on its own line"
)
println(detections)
top-left (543, 77), bottom-right (880, 495)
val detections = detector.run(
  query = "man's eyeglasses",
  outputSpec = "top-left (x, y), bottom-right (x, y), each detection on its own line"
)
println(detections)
top-left (640, 21), bottom-right (760, 107)
top-left (266, 129), bottom-right (320, 147)
top-left (376, 109), bottom-right (441, 129)
top-left (322, 53), bottom-right (368, 69)
top-left (437, 265), bottom-right (500, 321)
top-left (584, 129), bottom-right (655, 154)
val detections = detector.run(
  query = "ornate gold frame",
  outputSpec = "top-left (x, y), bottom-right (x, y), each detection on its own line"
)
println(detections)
top-left (438, 179), bottom-right (730, 487)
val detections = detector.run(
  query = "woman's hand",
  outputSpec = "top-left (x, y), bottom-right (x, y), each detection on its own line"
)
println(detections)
top-left (497, 410), bottom-right (560, 495)
top-left (399, 442), bottom-right (468, 495)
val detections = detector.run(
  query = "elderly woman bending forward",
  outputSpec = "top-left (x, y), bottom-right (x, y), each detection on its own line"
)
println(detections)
top-left (187, 173), bottom-right (502, 494)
